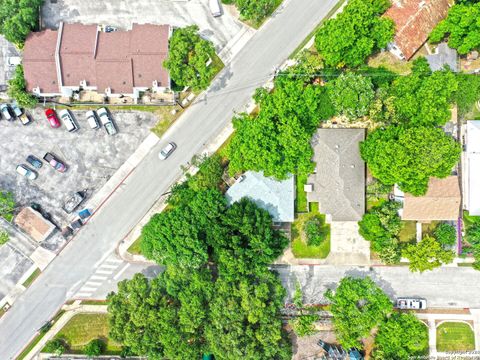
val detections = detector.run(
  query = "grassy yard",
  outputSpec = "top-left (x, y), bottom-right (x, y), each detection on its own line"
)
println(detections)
top-left (399, 221), bottom-right (417, 243)
top-left (422, 221), bottom-right (440, 237)
top-left (127, 235), bottom-right (143, 255)
top-left (46, 313), bottom-right (122, 354)
top-left (295, 174), bottom-right (308, 213)
top-left (436, 322), bottom-right (475, 352)
top-left (367, 51), bottom-right (413, 75)
top-left (22, 268), bottom-right (41, 288)
top-left (291, 203), bottom-right (330, 259)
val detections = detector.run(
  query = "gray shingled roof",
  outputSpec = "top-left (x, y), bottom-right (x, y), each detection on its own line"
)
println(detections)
top-left (225, 171), bottom-right (295, 223)
top-left (426, 43), bottom-right (458, 72)
top-left (307, 129), bottom-right (365, 221)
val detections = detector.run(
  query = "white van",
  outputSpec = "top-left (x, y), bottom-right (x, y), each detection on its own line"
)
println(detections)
top-left (209, 0), bottom-right (222, 17)
top-left (59, 109), bottom-right (79, 132)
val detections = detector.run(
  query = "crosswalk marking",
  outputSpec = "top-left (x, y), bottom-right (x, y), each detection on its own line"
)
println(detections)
top-left (85, 281), bottom-right (102, 287)
top-left (105, 258), bottom-right (123, 264)
top-left (99, 264), bottom-right (119, 269)
top-left (79, 286), bottom-right (97, 292)
top-left (76, 292), bottom-right (93, 298)
top-left (95, 269), bottom-right (114, 275)
top-left (91, 275), bottom-right (108, 281)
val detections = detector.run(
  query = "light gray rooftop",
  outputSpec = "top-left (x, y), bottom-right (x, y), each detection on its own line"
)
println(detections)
top-left (426, 43), bottom-right (458, 72)
top-left (225, 171), bottom-right (295, 223)
top-left (307, 129), bottom-right (365, 221)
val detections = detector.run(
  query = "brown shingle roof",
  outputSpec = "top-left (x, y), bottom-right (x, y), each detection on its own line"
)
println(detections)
top-left (402, 176), bottom-right (460, 221)
top-left (14, 207), bottom-right (56, 243)
top-left (385, 0), bottom-right (453, 60)
top-left (23, 23), bottom-right (170, 94)
top-left (23, 30), bottom-right (59, 93)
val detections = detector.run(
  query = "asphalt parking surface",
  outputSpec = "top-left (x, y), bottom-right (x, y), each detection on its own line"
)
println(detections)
top-left (0, 107), bottom-right (158, 236)
top-left (41, 0), bottom-right (246, 51)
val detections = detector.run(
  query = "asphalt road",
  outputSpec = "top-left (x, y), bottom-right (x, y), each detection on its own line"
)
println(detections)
top-left (276, 265), bottom-right (480, 309)
top-left (0, 0), bottom-right (340, 357)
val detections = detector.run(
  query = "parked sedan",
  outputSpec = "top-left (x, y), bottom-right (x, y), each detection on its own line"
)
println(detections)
top-left (10, 103), bottom-right (22, 117)
top-left (97, 107), bottom-right (117, 135)
top-left (158, 142), bottom-right (177, 160)
top-left (43, 152), bottom-right (67, 173)
top-left (45, 108), bottom-right (61, 128)
top-left (26, 155), bottom-right (43, 169)
top-left (1, 104), bottom-right (13, 120)
top-left (16, 164), bottom-right (38, 180)
top-left (86, 110), bottom-right (100, 129)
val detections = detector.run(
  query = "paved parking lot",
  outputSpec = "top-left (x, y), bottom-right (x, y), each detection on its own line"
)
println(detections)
top-left (0, 35), bottom-right (20, 91)
top-left (0, 108), bottom-right (158, 235)
top-left (42, 0), bottom-right (246, 51)
top-left (0, 244), bottom-right (33, 301)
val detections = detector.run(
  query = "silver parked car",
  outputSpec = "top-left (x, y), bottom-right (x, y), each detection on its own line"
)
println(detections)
top-left (59, 109), bottom-right (79, 132)
top-left (16, 164), bottom-right (38, 180)
top-left (1, 104), bottom-right (12, 120)
top-left (85, 110), bottom-right (100, 129)
top-left (158, 142), bottom-right (177, 160)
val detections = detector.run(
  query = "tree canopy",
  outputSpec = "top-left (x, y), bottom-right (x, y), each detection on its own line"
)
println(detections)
top-left (7, 65), bottom-right (37, 108)
top-left (325, 277), bottom-right (393, 349)
top-left (227, 76), bottom-right (334, 179)
top-left (230, 0), bottom-right (279, 25)
top-left (390, 58), bottom-right (458, 126)
top-left (403, 236), bottom-right (455, 272)
top-left (430, 3), bottom-right (480, 54)
top-left (360, 126), bottom-right (461, 195)
top-left (0, 0), bottom-right (43, 46)
top-left (373, 313), bottom-right (429, 360)
top-left (164, 25), bottom-right (216, 90)
top-left (315, 0), bottom-right (394, 68)
top-left (0, 190), bottom-right (15, 221)
top-left (329, 72), bottom-right (375, 120)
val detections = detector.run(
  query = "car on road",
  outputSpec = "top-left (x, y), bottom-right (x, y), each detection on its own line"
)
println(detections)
top-left (59, 109), bottom-right (79, 132)
top-left (43, 152), bottom-right (67, 173)
top-left (16, 164), bottom-right (38, 180)
top-left (97, 107), bottom-right (117, 135)
top-left (396, 298), bottom-right (427, 310)
top-left (10, 103), bottom-right (22, 117)
top-left (45, 108), bottom-right (61, 128)
top-left (85, 110), bottom-right (100, 129)
top-left (1, 104), bottom-right (13, 120)
top-left (158, 142), bottom-right (177, 160)
top-left (26, 155), bottom-right (43, 169)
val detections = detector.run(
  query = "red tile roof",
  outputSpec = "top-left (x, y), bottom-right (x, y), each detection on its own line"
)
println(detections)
top-left (23, 23), bottom-right (170, 95)
top-left (23, 30), bottom-right (59, 93)
top-left (384, 0), bottom-right (453, 60)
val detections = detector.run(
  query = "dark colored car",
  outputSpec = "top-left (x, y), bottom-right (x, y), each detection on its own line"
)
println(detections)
top-left (26, 155), bottom-right (43, 169)
top-left (45, 108), bottom-right (61, 128)
top-left (43, 152), bottom-right (67, 173)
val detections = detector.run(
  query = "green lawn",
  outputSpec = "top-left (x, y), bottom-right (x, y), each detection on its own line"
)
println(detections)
top-left (291, 204), bottom-right (330, 259)
top-left (436, 322), bottom-right (475, 352)
top-left (45, 313), bottom-right (122, 354)
top-left (127, 236), bottom-right (143, 255)
top-left (464, 211), bottom-right (480, 230)
top-left (22, 268), bottom-right (41, 288)
top-left (399, 221), bottom-right (417, 243)
top-left (422, 221), bottom-right (440, 237)
top-left (295, 174), bottom-right (308, 213)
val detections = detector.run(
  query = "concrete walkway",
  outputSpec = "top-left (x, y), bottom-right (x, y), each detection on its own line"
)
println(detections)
top-left (23, 301), bottom-right (108, 360)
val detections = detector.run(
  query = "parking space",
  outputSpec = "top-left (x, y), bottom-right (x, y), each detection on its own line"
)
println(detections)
top-left (0, 35), bottom-right (20, 92)
top-left (0, 108), bottom-right (158, 240)
top-left (41, 0), bottom-right (246, 52)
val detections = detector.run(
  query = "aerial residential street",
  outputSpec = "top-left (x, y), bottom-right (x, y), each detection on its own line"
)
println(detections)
top-left (0, 0), bottom-right (340, 357)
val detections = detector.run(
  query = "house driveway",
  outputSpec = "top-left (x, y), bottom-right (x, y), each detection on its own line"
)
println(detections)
top-left (326, 221), bottom-right (370, 265)
top-left (41, 0), bottom-right (247, 52)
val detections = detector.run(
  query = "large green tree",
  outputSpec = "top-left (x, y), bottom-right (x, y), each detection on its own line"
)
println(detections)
top-left (430, 3), bottom-right (480, 54)
top-left (325, 277), bottom-right (393, 349)
top-left (7, 66), bottom-right (37, 108)
top-left (0, 190), bottom-right (15, 221)
top-left (329, 72), bottom-right (375, 120)
top-left (360, 126), bottom-right (461, 195)
top-left (390, 57), bottom-right (458, 126)
top-left (164, 25), bottom-right (216, 90)
top-left (403, 236), bottom-right (455, 272)
top-left (227, 77), bottom-right (333, 179)
top-left (315, 0), bottom-right (394, 68)
top-left (0, 0), bottom-right (43, 46)
top-left (235, 0), bottom-right (278, 24)
top-left (373, 313), bottom-right (428, 360)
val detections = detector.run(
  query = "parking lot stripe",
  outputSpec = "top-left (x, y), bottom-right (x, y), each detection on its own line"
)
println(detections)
top-left (90, 275), bottom-right (108, 281)
top-left (95, 269), bottom-right (114, 275)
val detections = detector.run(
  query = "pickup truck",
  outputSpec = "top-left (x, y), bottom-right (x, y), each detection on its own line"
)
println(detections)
top-left (62, 192), bottom-right (86, 214)
top-left (396, 298), bottom-right (427, 310)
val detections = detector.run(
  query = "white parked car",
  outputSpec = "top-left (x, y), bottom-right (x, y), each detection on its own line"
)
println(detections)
top-left (59, 109), bottom-right (79, 132)
top-left (16, 164), bottom-right (37, 180)
top-left (97, 107), bottom-right (117, 135)
top-left (158, 142), bottom-right (176, 160)
top-left (85, 110), bottom-right (100, 129)
top-left (1, 104), bottom-right (12, 120)
top-left (10, 103), bottom-right (22, 117)
top-left (396, 298), bottom-right (427, 310)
